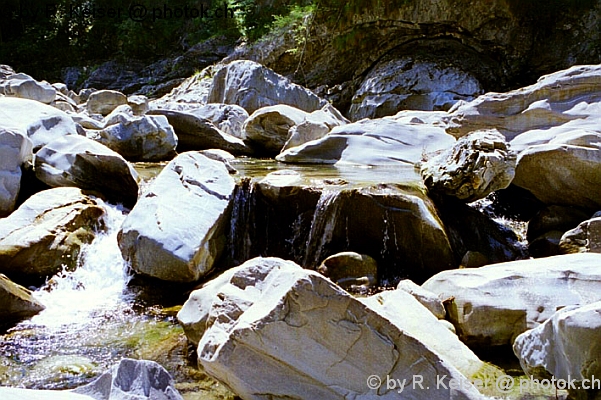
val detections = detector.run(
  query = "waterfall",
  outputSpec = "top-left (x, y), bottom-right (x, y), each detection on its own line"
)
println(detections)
top-left (29, 198), bottom-right (132, 330)
top-left (227, 178), bottom-right (256, 266)
top-left (303, 189), bottom-right (341, 268)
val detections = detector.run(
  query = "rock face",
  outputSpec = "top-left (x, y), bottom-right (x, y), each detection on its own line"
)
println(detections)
top-left (514, 301), bottom-right (601, 386)
top-left (0, 273), bottom-right (45, 325)
top-left (349, 56), bottom-right (483, 121)
top-left (0, 128), bottom-right (33, 217)
top-left (0, 187), bottom-right (105, 283)
top-left (0, 73), bottom-right (57, 104)
top-left (207, 60), bottom-right (326, 114)
top-left (86, 90), bottom-right (128, 116)
top-left (118, 152), bottom-right (235, 282)
top-left (72, 358), bottom-right (183, 400)
top-left (34, 135), bottom-right (140, 208)
top-left (179, 257), bottom-right (483, 400)
top-left (317, 251), bottom-right (377, 289)
top-left (422, 253), bottom-right (601, 347)
top-left (0, 97), bottom-right (80, 149)
top-left (147, 109), bottom-right (252, 155)
top-left (420, 130), bottom-right (516, 202)
top-left (560, 217), bottom-right (601, 254)
top-left (92, 115), bottom-right (177, 161)
top-left (243, 104), bottom-right (308, 155)
top-left (277, 118), bottom-right (456, 166)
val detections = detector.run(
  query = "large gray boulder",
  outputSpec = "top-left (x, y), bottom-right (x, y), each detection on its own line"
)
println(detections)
top-left (0, 73), bottom-right (57, 104)
top-left (86, 90), bottom-right (128, 116)
top-left (189, 103), bottom-right (249, 139)
top-left (420, 129), bottom-right (516, 202)
top-left (0, 273), bottom-right (45, 325)
top-left (0, 128), bottom-right (33, 217)
top-left (0, 187), bottom-right (105, 282)
top-left (91, 115), bottom-right (177, 161)
top-left (276, 118), bottom-right (456, 166)
top-left (349, 57), bottom-right (483, 121)
top-left (147, 109), bottom-right (252, 155)
top-left (34, 135), bottom-right (139, 208)
top-left (0, 97), bottom-right (80, 149)
top-left (243, 104), bottom-right (308, 155)
top-left (422, 253), bottom-right (601, 347)
top-left (179, 257), bottom-right (483, 400)
top-left (207, 60), bottom-right (326, 114)
top-left (72, 358), bottom-right (183, 400)
top-left (514, 301), bottom-right (601, 385)
top-left (511, 130), bottom-right (601, 210)
top-left (118, 152), bottom-right (235, 282)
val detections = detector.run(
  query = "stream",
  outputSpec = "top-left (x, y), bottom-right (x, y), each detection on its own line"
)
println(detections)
top-left (0, 159), bottom-right (534, 399)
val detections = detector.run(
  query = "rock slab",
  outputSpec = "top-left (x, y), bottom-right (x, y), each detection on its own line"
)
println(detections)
top-left (118, 152), bottom-right (235, 282)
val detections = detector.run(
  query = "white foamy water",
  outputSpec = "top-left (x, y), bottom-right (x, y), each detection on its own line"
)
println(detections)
top-left (30, 199), bottom-right (133, 329)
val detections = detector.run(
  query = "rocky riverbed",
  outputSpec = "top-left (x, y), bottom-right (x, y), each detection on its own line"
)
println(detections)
top-left (0, 55), bottom-right (600, 400)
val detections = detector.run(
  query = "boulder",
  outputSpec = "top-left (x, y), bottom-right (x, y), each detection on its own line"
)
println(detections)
top-left (127, 94), bottom-right (149, 115)
top-left (317, 251), bottom-right (377, 289)
top-left (91, 115), bottom-right (177, 161)
top-left (72, 358), bottom-right (183, 400)
top-left (420, 129), bottom-right (516, 202)
top-left (513, 301), bottom-right (601, 384)
top-left (86, 90), bottom-right (128, 116)
top-left (277, 118), bottom-right (456, 166)
top-left (360, 289), bottom-right (504, 396)
top-left (282, 104), bottom-right (349, 151)
top-left (147, 109), bottom-right (252, 155)
top-left (118, 152), bottom-right (235, 282)
top-left (0, 128), bottom-right (33, 217)
top-left (0, 97), bottom-right (80, 149)
top-left (396, 279), bottom-right (446, 319)
top-left (0, 73), bottom-right (56, 104)
top-left (0, 273), bottom-right (45, 326)
top-left (0, 187), bottom-right (105, 283)
top-left (446, 65), bottom-right (601, 141)
top-left (511, 130), bottom-right (601, 210)
top-left (243, 105), bottom-right (308, 155)
top-left (34, 135), bottom-right (139, 208)
top-left (560, 217), bottom-right (601, 254)
top-left (349, 57), bottom-right (483, 121)
top-left (207, 60), bottom-right (326, 114)
top-left (422, 253), bottom-right (601, 347)
top-left (180, 257), bottom-right (483, 399)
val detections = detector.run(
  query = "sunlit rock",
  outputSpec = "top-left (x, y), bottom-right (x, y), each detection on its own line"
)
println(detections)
top-left (0, 73), bottom-right (56, 104)
top-left (179, 257), bottom-right (483, 399)
top-left (0, 187), bottom-right (105, 283)
top-left (118, 152), bottom-right (235, 282)
top-left (86, 89), bottom-right (128, 116)
top-left (35, 135), bottom-right (139, 208)
top-left (0, 128), bottom-right (33, 217)
top-left (420, 129), bottom-right (516, 202)
top-left (207, 60), bottom-right (326, 114)
top-left (0, 97), bottom-right (80, 149)
top-left (277, 117), bottom-right (455, 166)
top-left (423, 253), bottom-right (601, 346)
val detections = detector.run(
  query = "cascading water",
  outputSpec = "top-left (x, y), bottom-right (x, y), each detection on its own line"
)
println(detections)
top-left (303, 189), bottom-right (341, 268)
